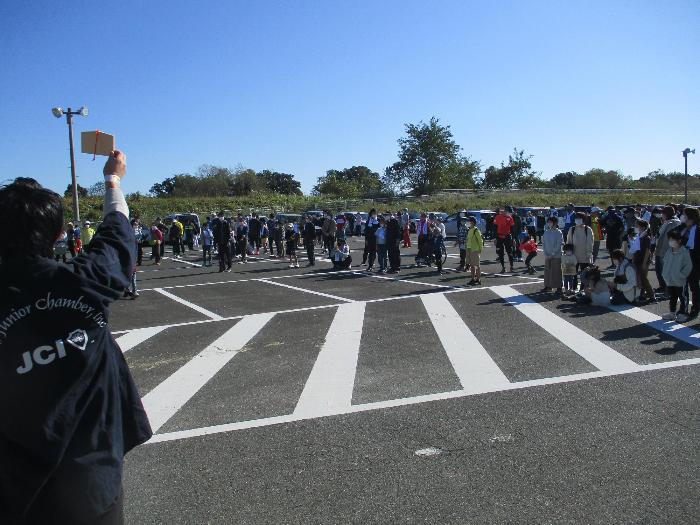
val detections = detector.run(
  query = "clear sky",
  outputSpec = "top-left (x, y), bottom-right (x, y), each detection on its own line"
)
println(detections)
top-left (1, 0), bottom-right (698, 195)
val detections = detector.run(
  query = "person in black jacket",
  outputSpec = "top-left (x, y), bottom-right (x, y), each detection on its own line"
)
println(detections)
top-left (680, 207), bottom-right (700, 316)
top-left (363, 208), bottom-right (379, 271)
top-left (0, 151), bottom-right (152, 525)
top-left (212, 211), bottom-right (232, 272)
top-left (386, 212), bottom-right (402, 274)
top-left (302, 215), bottom-right (316, 266)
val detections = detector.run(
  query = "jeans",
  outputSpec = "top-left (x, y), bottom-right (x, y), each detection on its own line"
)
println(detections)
top-left (563, 275), bottom-right (576, 292)
top-left (377, 244), bottom-right (388, 271)
top-left (668, 286), bottom-right (687, 314)
top-left (202, 245), bottom-right (212, 266)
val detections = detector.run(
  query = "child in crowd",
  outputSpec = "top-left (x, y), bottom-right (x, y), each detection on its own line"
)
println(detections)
top-left (202, 224), bottom-right (213, 267)
top-left (466, 216), bottom-right (484, 285)
top-left (430, 222), bottom-right (445, 275)
top-left (376, 216), bottom-right (388, 273)
top-left (333, 238), bottom-right (352, 269)
top-left (54, 230), bottom-right (68, 263)
top-left (285, 223), bottom-right (299, 268)
top-left (577, 266), bottom-right (610, 306)
top-left (661, 230), bottom-right (692, 322)
top-left (519, 235), bottom-right (538, 274)
top-left (561, 243), bottom-right (578, 295)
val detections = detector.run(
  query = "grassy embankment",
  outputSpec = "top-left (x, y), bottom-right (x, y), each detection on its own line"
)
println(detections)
top-left (66, 190), bottom-right (699, 223)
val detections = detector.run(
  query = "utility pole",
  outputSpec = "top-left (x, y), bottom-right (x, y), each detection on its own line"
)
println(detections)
top-left (52, 106), bottom-right (88, 222)
top-left (684, 147), bottom-right (696, 203)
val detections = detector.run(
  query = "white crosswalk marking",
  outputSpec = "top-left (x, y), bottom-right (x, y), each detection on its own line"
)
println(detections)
top-left (115, 326), bottom-right (167, 353)
top-left (142, 313), bottom-right (274, 432)
top-left (421, 293), bottom-right (510, 391)
top-left (153, 287), bottom-right (223, 320)
top-left (610, 304), bottom-right (700, 348)
top-left (492, 285), bottom-right (640, 373)
top-left (294, 302), bottom-right (366, 417)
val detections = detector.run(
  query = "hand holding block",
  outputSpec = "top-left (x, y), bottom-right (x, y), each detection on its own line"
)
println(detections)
top-left (81, 131), bottom-right (116, 157)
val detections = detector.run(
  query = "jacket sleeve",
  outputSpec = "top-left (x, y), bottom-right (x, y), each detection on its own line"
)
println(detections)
top-left (69, 212), bottom-right (136, 299)
top-left (681, 249), bottom-right (693, 279)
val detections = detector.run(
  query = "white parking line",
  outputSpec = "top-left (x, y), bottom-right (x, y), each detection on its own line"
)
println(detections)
top-left (162, 256), bottom-right (202, 267)
top-left (259, 279), bottom-right (354, 303)
top-left (115, 326), bottom-right (167, 353)
top-left (153, 288), bottom-right (223, 320)
top-left (610, 304), bottom-right (700, 347)
top-left (422, 293), bottom-right (510, 391)
top-left (492, 285), bottom-right (639, 373)
top-left (142, 313), bottom-right (275, 432)
top-left (147, 356), bottom-right (700, 444)
top-left (294, 302), bottom-right (366, 417)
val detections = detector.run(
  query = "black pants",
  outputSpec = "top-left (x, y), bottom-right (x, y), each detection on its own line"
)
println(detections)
top-left (324, 235), bottom-right (335, 254)
top-left (305, 240), bottom-right (315, 265)
top-left (388, 242), bottom-right (401, 271)
top-left (416, 235), bottom-right (427, 263)
top-left (459, 248), bottom-right (467, 268)
top-left (495, 236), bottom-right (514, 267)
top-left (202, 245), bottom-right (212, 266)
top-left (687, 265), bottom-right (700, 313)
top-left (152, 242), bottom-right (161, 264)
top-left (365, 237), bottom-right (377, 268)
top-left (218, 243), bottom-right (231, 271)
top-left (171, 237), bottom-right (181, 255)
top-left (655, 255), bottom-right (666, 290)
top-left (250, 235), bottom-right (260, 250)
top-left (26, 485), bottom-right (124, 525)
top-left (668, 286), bottom-right (687, 314)
top-left (333, 255), bottom-right (353, 269)
top-left (136, 243), bottom-right (143, 265)
top-left (525, 252), bottom-right (536, 268)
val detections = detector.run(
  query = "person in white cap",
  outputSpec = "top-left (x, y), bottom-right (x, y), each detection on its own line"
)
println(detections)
top-left (82, 220), bottom-right (96, 253)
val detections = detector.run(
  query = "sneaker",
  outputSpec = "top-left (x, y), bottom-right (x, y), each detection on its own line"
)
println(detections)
top-left (473, 279), bottom-right (482, 286)
top-left (131, 292), bottom-right (139, 299)
top-left (500, 266), bottom-right (506, 273)
top-left (662, 312), bottom-right (676, 321)
top-left (294, 263), bottom-right (300, 268)
top-left (541, 287), bottom-right (550, 293)
top-left (467, 279), bottom-right (476, 285)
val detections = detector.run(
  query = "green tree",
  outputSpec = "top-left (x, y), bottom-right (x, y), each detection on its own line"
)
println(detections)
top-left (64, 183), bottom-right (88, 198)
top-left (482, 149), bottom-right (544, 189)
top-left (549, 171), bottom-right (579, 189)
top-left (313, 166), bottom-right (384, 197)
top-left (258, 170), bottom-right (302, 195)
top-left (383, 117), bottom-right (465, 195)
top-left (149, 177), bottom-right (176, 197)
top-left (87, 181), bottom-right (106, 197)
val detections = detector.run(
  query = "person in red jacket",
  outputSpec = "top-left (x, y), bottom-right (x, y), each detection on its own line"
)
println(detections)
top-left (150, 222), bottom-right (164, 265)
top-left (493, 208), bottom-right (515, 273)
top-left (519, 235), bottom-right (539, 274)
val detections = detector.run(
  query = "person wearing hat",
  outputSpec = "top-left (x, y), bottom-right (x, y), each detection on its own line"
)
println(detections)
top-left (82, 220), bottom-right (95, 253)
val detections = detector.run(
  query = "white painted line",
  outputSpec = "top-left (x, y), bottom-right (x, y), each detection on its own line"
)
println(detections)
top-left (351, 271), bottom-right (453, 289)
top-left (153, 288), bottom-right (223, 321)
top-left (610, 304), bottom-right (700, 347)
top-left (491, 285), bottom-right (639, 373)
top-left (162, 256), bottom-right (202, 267)
top-left (421, 293), bottom-right (510, 391)
top-left (142, 313), bottom-right (274, 432)
top-left (115, 326), bottom-right (167, 353)
top-left (147, 356), bottom-right (700, 444)
top-left (259, 279), bottom-right (354, 303)
top-left (294, 302), bottom-right (366, 417)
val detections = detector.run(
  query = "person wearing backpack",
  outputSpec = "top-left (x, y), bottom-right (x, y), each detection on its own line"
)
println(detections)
top-left (566, 212), bottom-right (594, 292)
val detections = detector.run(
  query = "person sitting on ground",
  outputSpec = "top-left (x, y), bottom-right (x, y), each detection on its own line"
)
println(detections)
top-left (333, 238), bottom-right (352, 270)
top-left (576, 265), bottom-right (610, 306)
top-left (661, 230), bottom-right (692, 322)
top-left (542, 216), bottom-right (563, 294)
top-left (0, 151), bottom-right (152, 524)
top-left (609, 248), bottom-right (640, 304)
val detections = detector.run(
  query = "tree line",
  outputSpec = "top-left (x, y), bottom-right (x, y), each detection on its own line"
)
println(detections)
top-left (72, 116), bottom-right (696, 199)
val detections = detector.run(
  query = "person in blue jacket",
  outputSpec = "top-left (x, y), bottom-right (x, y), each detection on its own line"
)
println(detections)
top-left (0, 150), bottom-right (152, 524)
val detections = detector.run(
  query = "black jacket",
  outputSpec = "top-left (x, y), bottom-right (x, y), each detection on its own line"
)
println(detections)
top-left (212, 217), bottom-right (231, 245)
top-left (0, 212), bottom-right (152, 523)
top-left (302, 222), bottom-right (316, 242)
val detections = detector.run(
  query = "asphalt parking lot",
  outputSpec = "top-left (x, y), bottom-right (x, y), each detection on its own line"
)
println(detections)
top-left (117, 235), bottom-right (700, 524)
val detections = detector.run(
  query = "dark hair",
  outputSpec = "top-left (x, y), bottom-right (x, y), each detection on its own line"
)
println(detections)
top-left (0, 178), bottom-right (63, 258)
top-left (667, 229), bottom-right (683, 241)
top-left (635, 219), bottom-right (649, 230)
top-left (585, 265), bottom-right (601, 285)
top-left (685, 207), bottom-right (699, 224)
top-left (662, 205), bottom-right (676, 219)
top-left (611, 249), bottom-right (625, 261)
top-left (575, 212), bottom-right (586, 220)
top-left (369, 208), bottom-right (376, 216)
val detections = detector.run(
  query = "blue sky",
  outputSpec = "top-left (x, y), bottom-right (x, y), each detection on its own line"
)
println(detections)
top-left (1, 0), bottom-right (698, 195)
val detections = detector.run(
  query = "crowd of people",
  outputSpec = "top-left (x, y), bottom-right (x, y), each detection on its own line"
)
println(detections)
top-left (53, 201), bottom-right (700, 321)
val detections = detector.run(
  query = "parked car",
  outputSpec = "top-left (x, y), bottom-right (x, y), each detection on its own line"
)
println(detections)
top-left (275, 213), bottom-right (302, 225)
top-left (163, 213), bottom-right (202, 244)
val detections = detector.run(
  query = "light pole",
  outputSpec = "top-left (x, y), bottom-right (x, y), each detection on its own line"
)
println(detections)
top-left (52, 106), bottom-right (88, 221)
top-left (683, 147), bottom-right (696, 203)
